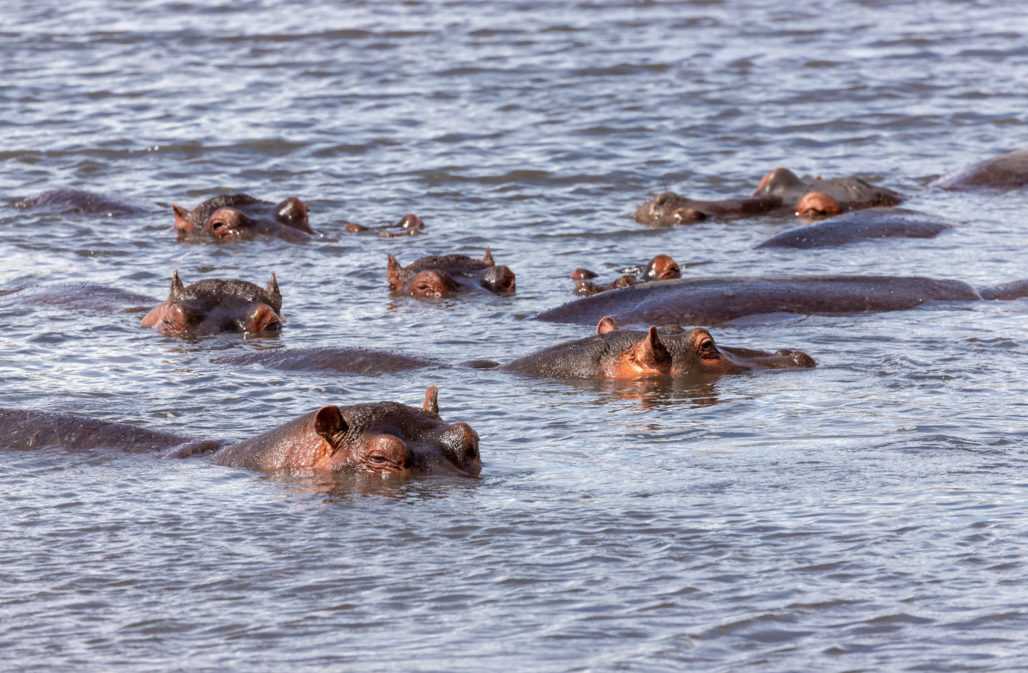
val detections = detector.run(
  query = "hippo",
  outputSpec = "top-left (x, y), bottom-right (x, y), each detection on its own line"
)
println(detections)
top-left (536, 275), bottom-right (1028, 326)
top-left (503, 318), bottom-right (813, 380)
top-left (344, 213), bottom-right (426, 238)
top-left (635, 167), bottom-right (902, 226)
top-left (12, 189), bottom-right (142, 216)
top-left (215, 347), bottom-right (440, 376)
top-left (140, 271), bottom-right (283, 337)
top-left (0, 282), bottom-right (156, 314)
top-left (172, 193), bottom-right (313, 242)
top-left (571, 254), bottom-right (682, 296)
top-left (212, 386), bottom-right (481, 478)
top-left (935, 148), bottom-right (1028, 191)
top-left (387, 249), bottom-right (516, 298)
top-left (756, 208), bottom-right (953, 249)
top-left (0, 408), bottom-right (219, 455)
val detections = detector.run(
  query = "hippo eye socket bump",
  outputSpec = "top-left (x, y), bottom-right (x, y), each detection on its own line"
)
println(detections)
top-left (700, 338), bottom-right (719, 358)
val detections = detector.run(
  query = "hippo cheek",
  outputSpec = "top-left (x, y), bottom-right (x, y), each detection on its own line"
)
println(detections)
top-left (409, 271), bottom-right (454, 299)
top-left (141, 303), bottom-right (189, 335)
top-left (242, 304), bottom-right (283, 335)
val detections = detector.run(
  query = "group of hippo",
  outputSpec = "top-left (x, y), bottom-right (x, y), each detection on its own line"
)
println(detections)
top-left (5, 146), bottom-right (1028, 484)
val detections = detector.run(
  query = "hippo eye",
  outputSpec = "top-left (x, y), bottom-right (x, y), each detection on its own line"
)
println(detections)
top-left (656, 194), bottom-right (671, 207)
top-left (699, 338), bottom-right (719, 359)
top-left (369, 454), bottom-right (390, 466)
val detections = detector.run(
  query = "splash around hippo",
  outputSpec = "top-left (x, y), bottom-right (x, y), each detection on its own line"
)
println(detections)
top-left (212, 386), bottom-right (481, 478)
top-left (141, 271), bottom-right (283, 337)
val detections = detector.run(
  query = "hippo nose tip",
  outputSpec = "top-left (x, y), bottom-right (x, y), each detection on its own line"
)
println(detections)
top-left (443, 422), bottom-right (481, 475)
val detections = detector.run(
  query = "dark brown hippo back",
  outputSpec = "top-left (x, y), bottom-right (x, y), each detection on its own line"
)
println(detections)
top-left (935, 148), bottom-right (1028, 190)
top-left (536, 276), bottom-right (985, 326)
top-left (756, 209), bottom-right (953, 249)
top-left (215, 347), bottom-right (441, 376)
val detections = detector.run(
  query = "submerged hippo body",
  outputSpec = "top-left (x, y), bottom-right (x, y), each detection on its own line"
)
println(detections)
top-left (345, 213), bottom-right (426, 238)
top-left (12, 189), bottom-right (142, 216)
top-left (757, 209), bottom-right (953, 249)
top-left (387, 249), bottom-right (516, 298)
top-left (536, 275), bottom-right (1028, 326)
top-left (212, 387), bottom-right (481, 478)
top-left (173, 193), bottom-right (313, 242)
top-left (504, 323), bottom-right (813, 379)
top-left (141, 271), bottom-right (283, 337)
top-left (0, 408), bottom-right (219, 455)
top-left (635, 168), bottom-right (902, 226)
top-left (936, 149), bottom-right (1028, 191)
top-left (1, 282), bottom-right (156, 314)
top-left (572, 254), bottom-right (682, 296)
top-left (216, 347), bottom-right (440, 376)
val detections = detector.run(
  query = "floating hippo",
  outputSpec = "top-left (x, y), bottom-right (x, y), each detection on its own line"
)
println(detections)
top-left (0, 408), bottom-right (219, 455)
top-left (935, 148), bottom-right (1028, 191)
top-left (345, 213), bottom-right (426, 238)
top-left (757, 208), bottom-right (953, 249)
top-left (12, 189), bottom-right (142, 216)
top-left (172, 193), bottom-right (313, 242)
top-left (536, 275), bottom-right (1028, 326)
top-left (215, 347), bottom-right (440, 376)
top-left (503, 318), bottom-right (813, 379)
top-left (387, 249), bottom-right (516, 298)
top-left (141, 271), bottom-right (283, 337)
top-left (0, 282), bottom-right (156, 314)
top-left (635, 168), bottom-right (902, 225)
top-left (571, 254), bottom-right (682, 296)
top-left (212, 386), bottom-right (481, 478)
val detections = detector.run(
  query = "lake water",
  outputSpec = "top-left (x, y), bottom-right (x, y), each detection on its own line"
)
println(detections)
top-left (2, 1), bottom-right (1028, 671)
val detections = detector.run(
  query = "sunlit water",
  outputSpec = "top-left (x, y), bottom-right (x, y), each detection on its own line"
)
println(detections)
top-left (2, 1), bottom-right (1028, 671)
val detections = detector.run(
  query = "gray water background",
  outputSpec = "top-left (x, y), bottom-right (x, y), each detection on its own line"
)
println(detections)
top-left (2, 1), bottom-right (1028, 671)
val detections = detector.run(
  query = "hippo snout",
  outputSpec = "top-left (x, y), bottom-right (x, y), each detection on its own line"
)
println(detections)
top-left (776, 349), bottom-right (817, 369)
top-left (439, 422), bottom-right (482, 476)
top-left (482, 265), bottom-right (516, 295)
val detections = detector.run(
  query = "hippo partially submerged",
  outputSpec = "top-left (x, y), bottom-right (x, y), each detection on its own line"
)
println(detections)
top-left (345, 213), bottom-right (426, 238)
top-left (0, 408), bottom-right (219, 455)
top-left (635, 167), bottom-right (902, 225)
top-left (756, 208), bottom-right (953, 249)
top-left (212, 386), bottom-right (481, 478)
top-left (537, 275), bottom-right (1028, 326)
top-left (504, 318), bottom-right (813, 379)
top-left (172, 193), bottom-right (313, 242)
top-left (935, 148), bottom-right (1028, 191)
top-left (215, 347), bottom-right (440, 376)
top-left (141, 271), bottom-right (283, 337)
top-left (571, 254), bottom-right (682, 295)
top-left (387, 249), bottom-right (516, 298)
top-left (12, 189), bottom-right (142, 217)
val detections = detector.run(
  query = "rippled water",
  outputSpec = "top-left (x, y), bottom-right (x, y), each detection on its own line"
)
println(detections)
top-left (3, 1), bottom-right (1028, 671)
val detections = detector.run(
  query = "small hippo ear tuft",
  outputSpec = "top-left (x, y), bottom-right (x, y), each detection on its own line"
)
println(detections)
top-left (422, 385), bottom-right (439, 416)
top-left (172, 204), bottom-right (191, 233)
top-left (387, 255), bottom-right (402, 289)
top-left (483, 248), bottom-right (495, 266)
top-left (267, 272), bottom-right (281, 298)
top-left (170, 270), bottom-right (185, 299)
top-left (314, 406), bottom-right (346, 440)
top-left (596, 316), bottom-right (618, 335)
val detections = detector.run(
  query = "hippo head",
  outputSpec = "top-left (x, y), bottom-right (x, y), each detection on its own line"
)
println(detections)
top-left (600, 326), bottom-right (673, 379)
top-left (635, 192), bottom-right (708, 226)
top-left (794, 191), bottom-right (842, 219)
top-left (671, 328), bottom-right (816, 375)
top-left (172, 195), bottom-right (311, 241)
top-left (642, 254), bottom-right (682, 282)
top-left (140, 271), bottom-right (283, 337)
top-left (387, 249), bottom-right (516, 298)
top-left (306, 386), bottom-right (482, 478)
top-left (478, 249), bottom-right (517, 295)
top-left (753, 167), bottom-right (807, 201)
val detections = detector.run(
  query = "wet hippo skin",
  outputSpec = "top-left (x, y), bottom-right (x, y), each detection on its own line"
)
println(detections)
top-left (756, 208), bottom-right (953, 249)
top-left (215, 347), bottom-right (440, 376)
top-left (12, 189), bottom-right (142, 216)
top-left (140, 271), bottom-right (283, 337)
top-left (387, 249), bottom-right (516, 298)
top-left (935, 148), bottom-right (1028, 190)
top-left (172, 193), bottom-right (313, 242)
top-left (536, 275), bottom-right (1028, 326)
top-left (212, 386), bottom-right (481, 478)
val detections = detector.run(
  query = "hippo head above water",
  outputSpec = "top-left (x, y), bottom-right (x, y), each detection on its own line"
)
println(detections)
top-left (140, 271), bottom-right (283, 337)
top-left (212, 386), bottom-right (482, 478)
top-left (172, 193), bottom-right (312, 242)
top-left (387, 249), bottom-right (516, 299)
top-left (753, 167), bottom-right (903, 217)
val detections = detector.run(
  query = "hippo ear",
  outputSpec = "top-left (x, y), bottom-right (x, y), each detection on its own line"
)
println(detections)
top-left (386, 255), bottom-right (402, 290)
top-left (172, 204), bottom-right (192, 234)
top-left (314, 406), bottom-right (347, 441)
top-left (596, 316), bottom-right (618, 335)
top-left (266, 272), bottom-right (281, 302)
top-left (636, 326), bottom-right (670, 366)
top-left (422, 385), bottom-right (439, 416)
top-left (483, 248), bottom-right (495, 266)
top-left (169, 270), bottom-right (185, 299)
